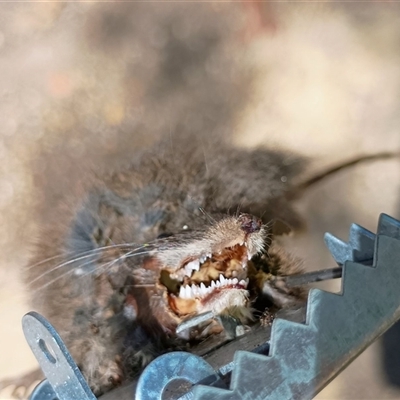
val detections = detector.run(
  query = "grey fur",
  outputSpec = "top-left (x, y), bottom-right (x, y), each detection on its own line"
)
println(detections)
top-left (26, 135), bottom-right (305, 395)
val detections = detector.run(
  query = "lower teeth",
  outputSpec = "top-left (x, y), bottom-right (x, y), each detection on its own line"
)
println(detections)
top-left (178, 276), bottom-right (248, 299)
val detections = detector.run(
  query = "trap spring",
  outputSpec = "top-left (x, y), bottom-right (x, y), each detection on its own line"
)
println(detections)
top-left (27, 214), bottom-right (400, 400)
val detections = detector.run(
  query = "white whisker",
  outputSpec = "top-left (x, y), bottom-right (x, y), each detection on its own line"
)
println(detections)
top-left (27, 247), bottom-right (154, 288)
top-left (29, 248), bottom-right (157, 295)
top-left (25, 242), bottom-right (151, 272)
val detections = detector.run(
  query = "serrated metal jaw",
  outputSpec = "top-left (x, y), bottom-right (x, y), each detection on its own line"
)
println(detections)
top-left (194, 214), bottom-right (400, 400)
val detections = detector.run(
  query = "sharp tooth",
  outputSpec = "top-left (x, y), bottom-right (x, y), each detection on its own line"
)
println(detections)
top-left (219, 274), bottom-right (225, 285)
top-left (186, 285), bottom-right (192, 298)
top-left (187, 259), bottom-right (200, 272)
top-left (244, 242), bottom-right (247, 247)
top-left (200, 282), bottom-right (206, 295)
top-left (232, 278), bottom-right (238, 285)
top-left (247, 251), bottom-right (252, 260)
top-left (239, 279), bottom-right (246, 286)
top-left (216, 280), bottom-right (221, 288)
top-left (207, 253), bottom-right (212, 259)
top-left (245, 278), bottom-right (249, 286)
top-left (184, 265), bottom-right (192, 277)
top-left (179, 286), bottom-right (185, 298)
top-left (191, 284), bottom-right (199, 297)
top-left (211, 280), bottom-right (216, 288)
top-left (199, 255), bottom-right (206, 263)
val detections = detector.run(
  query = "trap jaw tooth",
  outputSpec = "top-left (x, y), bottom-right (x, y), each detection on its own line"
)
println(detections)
top-left (324, 223), bottom-right (375, 265)
top-left (189, 214), bottom-right (400, 399)
top-left (283, 222), bottom-right (377, 288)
top-left (27, 214), bottom-right (400, 400)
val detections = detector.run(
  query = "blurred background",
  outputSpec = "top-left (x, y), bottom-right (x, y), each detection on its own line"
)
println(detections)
top-left (0, 2), bottom-right (400, 399)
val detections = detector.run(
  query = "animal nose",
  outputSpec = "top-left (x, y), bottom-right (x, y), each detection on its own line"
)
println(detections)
top-left (238, 214), bottom-right (262, 233)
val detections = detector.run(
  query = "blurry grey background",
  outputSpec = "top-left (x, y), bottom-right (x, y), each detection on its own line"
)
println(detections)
top-left (0, 2), bottom-right (400, 399)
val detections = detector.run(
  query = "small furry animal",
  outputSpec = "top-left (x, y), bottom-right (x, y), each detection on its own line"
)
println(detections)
top-left (2, 4), bottom-right (399, 399)
top-left (0, 5), bottom-right (313, 397)
top-left (23, 134), bottom-right (306, 395)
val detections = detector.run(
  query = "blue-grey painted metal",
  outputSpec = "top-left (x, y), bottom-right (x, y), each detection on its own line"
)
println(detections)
top-left (23, 312), bottom-right (96, 400)
top-left (25, 214), bottom-right (400, 400)
top-left (135, 352), bottom-right (219, 400)
top-left (176, 311), bottom-right (214, 334)
top-left (29, 379), bottom-right (58, 400)
top-left (324, 223), bottom-right (375, 265)
top-left (192, 213), bottom-right (400, 399)
top-left (377, 213), bottom-right (400, 237)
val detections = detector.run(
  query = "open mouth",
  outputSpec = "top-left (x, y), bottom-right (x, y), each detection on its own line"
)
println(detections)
top-left (160, 243), bottom-right (252, 317)
top-left (148, 214), bottom-right (265, 320)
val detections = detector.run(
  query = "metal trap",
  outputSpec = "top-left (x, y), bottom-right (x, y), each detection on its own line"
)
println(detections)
top-left (26, 214), bottom-right (400, 400)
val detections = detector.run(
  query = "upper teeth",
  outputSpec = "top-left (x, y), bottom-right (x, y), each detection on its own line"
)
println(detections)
top-left (199, 253), bottom-right (212, 264)
top-left (184, 254), bottom-right (214, 277)
top-left (178, 276), bottom-right (249, 299)
top-left (175, 244), bottom-right (252, 283)
top-left (185, 259), bottom-right (200, 276)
